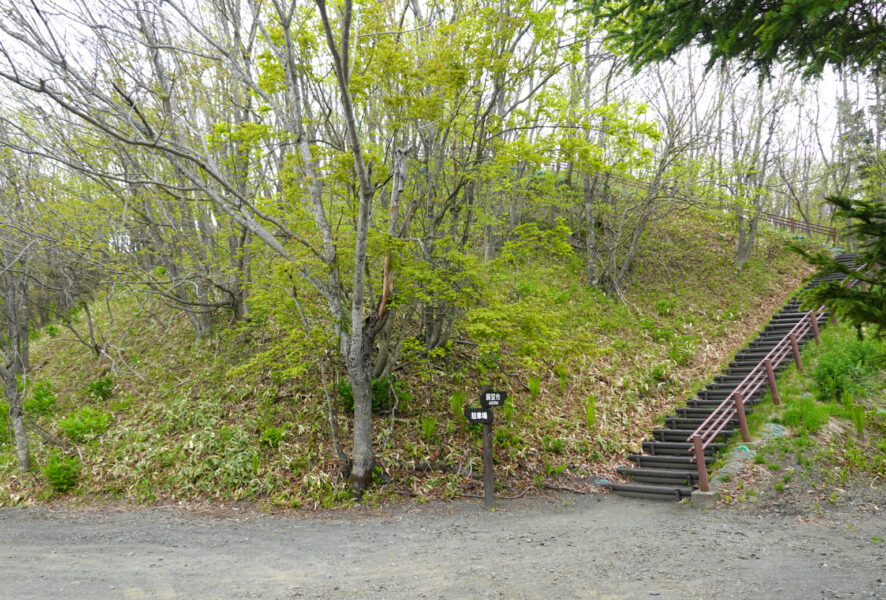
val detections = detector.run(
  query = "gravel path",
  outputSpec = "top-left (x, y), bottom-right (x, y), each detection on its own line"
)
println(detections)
top-left (2, 492), bottom-right (884, 600)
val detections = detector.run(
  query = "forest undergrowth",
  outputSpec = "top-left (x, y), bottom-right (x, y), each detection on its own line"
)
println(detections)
top-left (0, 213), bottom-right (820, 509)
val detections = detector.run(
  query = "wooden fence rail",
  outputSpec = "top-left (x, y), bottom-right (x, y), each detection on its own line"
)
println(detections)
top-left (760, 212), bottom-right (837, 245)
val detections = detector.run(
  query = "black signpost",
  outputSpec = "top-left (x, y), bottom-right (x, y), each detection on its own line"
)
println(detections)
top-left (480, 390), bottom-right (507, 409)
top-left (465, 387), bottom-right (507, 508)
top-left (463, 406), bottom-right (493, 424)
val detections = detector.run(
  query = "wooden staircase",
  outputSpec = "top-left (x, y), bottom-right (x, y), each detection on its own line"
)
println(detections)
top-left (607, 253), bottom-right (858, 500)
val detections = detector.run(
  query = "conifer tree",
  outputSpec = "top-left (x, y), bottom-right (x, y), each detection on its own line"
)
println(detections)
top-left (796, 195), bottom-right (886, 338)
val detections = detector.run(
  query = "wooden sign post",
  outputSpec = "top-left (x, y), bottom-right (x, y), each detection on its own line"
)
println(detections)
top-left (464, 388), bottom-right (508, 508)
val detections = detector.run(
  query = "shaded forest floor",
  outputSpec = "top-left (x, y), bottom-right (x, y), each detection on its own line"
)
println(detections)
top-left (0, 212), bottom-right (833, 509)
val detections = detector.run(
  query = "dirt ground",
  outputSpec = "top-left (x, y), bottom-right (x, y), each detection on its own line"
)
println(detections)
top-left (2, 482), bottom-right (884, 600)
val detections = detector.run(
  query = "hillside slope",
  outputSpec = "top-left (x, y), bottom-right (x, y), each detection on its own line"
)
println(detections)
top-left (0, 213), bottom-right (819, 508)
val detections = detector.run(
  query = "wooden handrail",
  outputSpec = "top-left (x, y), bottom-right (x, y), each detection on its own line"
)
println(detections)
top-left (687, 309), bottom-right (824, 491)
top-left (688, 268), bottom-right (862, 492)
top-left (760, 212), bottom-right (837, 245)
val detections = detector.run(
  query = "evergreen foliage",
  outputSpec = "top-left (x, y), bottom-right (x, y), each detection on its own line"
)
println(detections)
top-left (796, 196), bottom-right (886, 338)
top-left (586, 0), bottom-right (886, 78)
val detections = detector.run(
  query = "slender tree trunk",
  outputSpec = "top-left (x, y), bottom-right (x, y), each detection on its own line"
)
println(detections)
top-left (316, 0), bottom-right (381, 494)
top-left (2, 371), bottom-right (29, 472)
top-left (583, 172), bottom-right (598, 285)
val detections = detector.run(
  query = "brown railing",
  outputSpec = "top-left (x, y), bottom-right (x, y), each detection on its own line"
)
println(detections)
top-left (761, 212), bottom-right (837, 245)
top-left (687, 309), bottom-right (824, 491)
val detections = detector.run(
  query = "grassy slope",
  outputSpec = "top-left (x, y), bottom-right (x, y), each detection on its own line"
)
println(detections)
top-left (0, 211), bottom-right (821, 508)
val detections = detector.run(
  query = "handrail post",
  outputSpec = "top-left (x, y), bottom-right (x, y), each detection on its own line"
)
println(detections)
top-left (763, 359), bottom-right (780, 405)
top-left (808, 311), bottom-right (820, 344)
top-left (789, 333), bottom-right (802, 371)
top-left (734, 392), bottom-right (750, 442)
top-left (692, 435), bottom-right (709, 492)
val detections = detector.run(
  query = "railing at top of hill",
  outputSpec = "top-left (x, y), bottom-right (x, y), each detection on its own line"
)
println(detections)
top-left (761, 212), bottom-right (837, 245)
top-left (687, 309), bottom-right (825, 491)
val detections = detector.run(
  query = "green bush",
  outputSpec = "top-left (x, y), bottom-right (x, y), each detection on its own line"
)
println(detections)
top-left (656, 298), bottom-right (678, 315)
top-left (846, 404), bottom-right (867, 434)
top-left (450, 390), bottom-right (466, 418)
top-left (44, 452), bottom-right (81, 493)
top-left (24, 380), bottom-right (57, 415)
top-left (87, 376), bottom-right (115, 401)
top-left (259, 426), bottom-right (284, 448)
top-left (779, 397), bottom-right (832, 432)
top-left (649, 364), bottom-right (669, 382)
top-left (59, 406), bottom-right (113, 442)
top-left (337, 376), bottom-right (395, 413)
top-left (420, 416), bottom-right (438, 444)
top-left (813, 337), bottom-right (879, 403)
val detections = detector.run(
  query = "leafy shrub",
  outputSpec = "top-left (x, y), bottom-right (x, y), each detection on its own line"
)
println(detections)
top-left (59, 406), bottom-right (113, 442)
top-left (846, 404), bottom-right (866, 434)
top-left (87, 376), bottom-right (115, 401)
top-left (494, 427), bottom-right (523, 447)
top-left (24, 380), bottom-right (57, 415)
top-left (259, 426), bottom-right (285, 448)
top-left (336, 379), bottom-right (354, 411)
top-left (420, 416), bottom-right (438, 444)
top-left (511, 280), bottom-right (538, 300)
top-left (450, 391), bottom-right (466, 418)
top-left (45, 324), bottom-right (59, 338)
top-left (44, 452), bottom-right (80, 493)
top-left (337, 376), bottom-right (394, 413)
top-left (499, 221), bottom-right (573, 264)
top-left (371, 377), bottom-right (395, 411)
top-left (813, 337), bottom-right (879, 403)
top-left (779, 397), bottom-right (832, 432)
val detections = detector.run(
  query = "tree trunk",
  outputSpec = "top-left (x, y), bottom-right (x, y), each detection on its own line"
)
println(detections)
top-left (346, 340), bottom-right (374, 493)
top-left (1, 370), bottom-right (28, 472)
top-left (736, 211), bottom-right (759, 268)
top-left (316, 0), bottom-right (380, 495)
top-left (583, 171), bottom-right (598, 285)
top-left (10, 399), bottom-right (30, 473)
